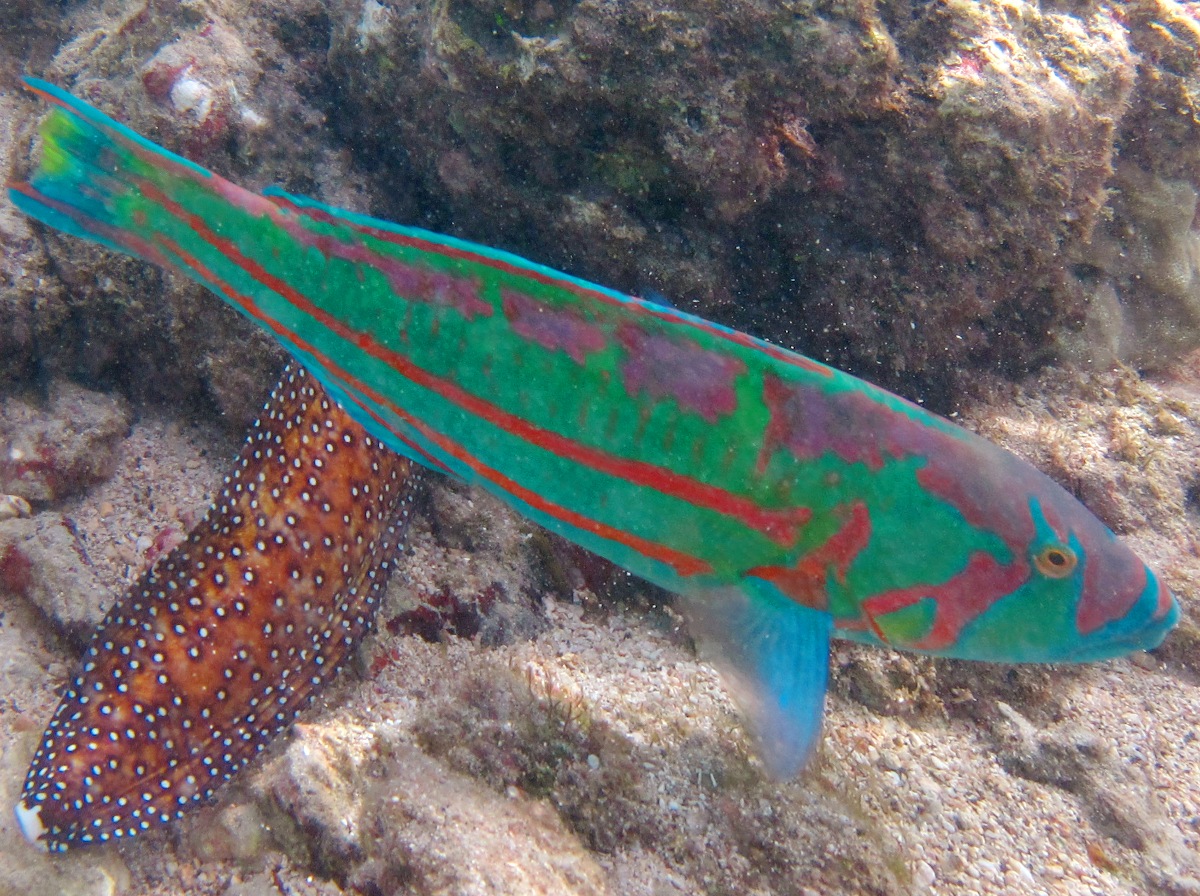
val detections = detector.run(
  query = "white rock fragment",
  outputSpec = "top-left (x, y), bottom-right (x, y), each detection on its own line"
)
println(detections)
top-left (229, 85), bottom-right (266, 130)
top-left (0, 494), bottom-right (31, 521)
top-left (357, 0), bottom-right (392, 50)
top-left (914, 860), bottom-right (936, 890)
top-left (170, 74), bottom-right (215, 120)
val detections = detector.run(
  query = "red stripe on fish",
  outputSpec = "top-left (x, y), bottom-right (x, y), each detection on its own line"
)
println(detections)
top-left (264, 190), bottom-right (835, 379)
top-left (134, 180), bottom-right (813, 547)
top-left (139, 223), bottom-right (715, 579)
top-left (861, 553), bottom-right (1030, 651)
top-left (746, 501), bottom-right (872, 610)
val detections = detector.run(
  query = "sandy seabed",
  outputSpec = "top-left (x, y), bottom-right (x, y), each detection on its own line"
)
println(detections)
top-left (0, 358), bottom-right (1196, 896)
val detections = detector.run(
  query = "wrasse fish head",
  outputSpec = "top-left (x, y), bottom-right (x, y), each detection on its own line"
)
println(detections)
top-left (835, 422), bottom-right (1180, 665)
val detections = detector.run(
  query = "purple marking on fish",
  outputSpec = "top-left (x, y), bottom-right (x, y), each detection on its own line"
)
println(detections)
top-left (616, 324), bottom-right (745, 423)
top-left (269, 205), bottom-right (491, 320)
top-left (503, 289), bottom-right (607, 363)
top-left (758, 375), bottom-right (937, 471)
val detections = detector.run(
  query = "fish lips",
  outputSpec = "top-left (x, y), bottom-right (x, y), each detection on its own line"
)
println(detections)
top-left (1064, 567), bottom-right (1180, 663)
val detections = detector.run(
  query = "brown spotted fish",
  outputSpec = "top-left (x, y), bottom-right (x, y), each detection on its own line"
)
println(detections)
top-left (16, 364), bottom-right (422, 851)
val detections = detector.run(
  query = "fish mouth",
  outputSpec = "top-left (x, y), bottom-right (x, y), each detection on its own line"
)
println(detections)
top-left (1067, 569), bottom-right (1180, 663)
top-left (1136, 571), bottom-right (1181, 649)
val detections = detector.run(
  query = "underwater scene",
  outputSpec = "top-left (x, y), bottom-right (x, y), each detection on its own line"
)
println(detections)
top-left (0, 0), bottom-right (1198, 893)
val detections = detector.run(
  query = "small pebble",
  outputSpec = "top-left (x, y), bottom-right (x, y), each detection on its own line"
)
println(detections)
top-left (0, 494), bottom-right (32, 521)
top-left (977, 859), bottom-right (1001, 881)
top-left (1007, 860), bottom-right (1036, 888)
top-left (914, 860), bottom-right (936, 890)
top-left (170, 76), bottom-right (215, 119)
top-left (1128, 651), bottom-right (1158, 671)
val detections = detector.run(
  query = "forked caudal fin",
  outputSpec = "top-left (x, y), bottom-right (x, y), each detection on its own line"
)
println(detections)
top-left (8, 78), bottom-right (217, 267)
top-left (7, 78), bottom-right (460, 477)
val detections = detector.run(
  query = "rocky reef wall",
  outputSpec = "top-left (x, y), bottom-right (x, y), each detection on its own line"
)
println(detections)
top-left (4, 1), bottom-right (1200, 416)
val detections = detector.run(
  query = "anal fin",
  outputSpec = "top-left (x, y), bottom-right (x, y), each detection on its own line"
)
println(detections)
top-left (680, 585), bottom-right (831, 778)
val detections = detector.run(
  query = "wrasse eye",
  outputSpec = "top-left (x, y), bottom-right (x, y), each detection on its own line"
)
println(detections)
top-left (1034, 544), bottom-right (1077, 579)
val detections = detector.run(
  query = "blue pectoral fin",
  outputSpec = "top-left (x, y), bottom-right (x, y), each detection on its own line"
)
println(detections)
top-left (680, 587), bottom-right (831, 778)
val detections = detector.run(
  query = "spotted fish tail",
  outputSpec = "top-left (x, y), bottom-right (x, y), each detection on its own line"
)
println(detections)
top-left (15, 364), bottom-right (423, 851)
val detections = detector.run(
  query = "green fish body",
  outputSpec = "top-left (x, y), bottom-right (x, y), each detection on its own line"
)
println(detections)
top-left (9, 79), bottom-right (1178, 774)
